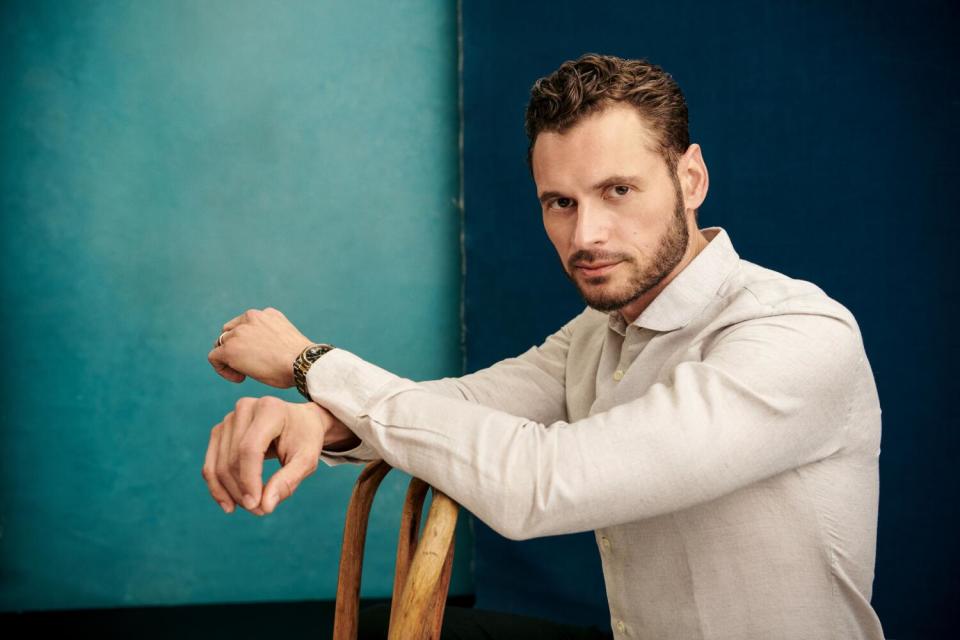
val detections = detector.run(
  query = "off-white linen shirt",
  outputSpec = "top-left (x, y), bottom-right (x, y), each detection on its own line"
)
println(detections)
top-left (306, 226), bottom-right (885, 639)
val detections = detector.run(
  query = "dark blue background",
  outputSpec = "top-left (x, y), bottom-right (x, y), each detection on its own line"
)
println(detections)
top-left (461, 1), bottom-right (959, 636)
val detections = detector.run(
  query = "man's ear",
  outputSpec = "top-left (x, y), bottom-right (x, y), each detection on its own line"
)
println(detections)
top-left (678, 144), bottom-right (709, 211)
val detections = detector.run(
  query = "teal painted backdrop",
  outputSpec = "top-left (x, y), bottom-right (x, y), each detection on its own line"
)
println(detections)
top-left (0, 0), bottom-right (467, 611)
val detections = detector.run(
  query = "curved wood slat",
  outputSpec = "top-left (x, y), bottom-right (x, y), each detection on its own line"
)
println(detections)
top-left (429, 527), bottom-right (456, 634)
top-left (388, 489), bottom-right (460, 640)
top-left (332, 460), bottom-right (392, 640)
top-left (389, 477), bottom-right (430, 633)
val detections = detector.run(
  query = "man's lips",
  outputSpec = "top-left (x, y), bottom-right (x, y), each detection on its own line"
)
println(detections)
top-left (573, 261), bottom-right (621, 277)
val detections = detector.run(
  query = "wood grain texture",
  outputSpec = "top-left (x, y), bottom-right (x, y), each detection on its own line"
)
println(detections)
top-left (389, 477), bottom-right (429, 633)
top-left (388, 489), bottom-right (460, 640)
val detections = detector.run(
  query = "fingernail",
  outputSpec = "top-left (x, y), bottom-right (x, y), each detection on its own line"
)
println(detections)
top-left (242, 494), bottom-right (257, 510)
top-left (264, 492), bottom-right (277, 511)
top-left (219, 501), bottom-right (234, 514)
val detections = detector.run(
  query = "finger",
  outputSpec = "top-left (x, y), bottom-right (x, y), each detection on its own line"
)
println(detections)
top-left (202, 423), bottom-right (235, 513)
top-left (221, 312), bottom-right (246, 332)
top-left (208, 349), bottom-right (246, 383)
top-left (222, 308), bottom-right (262, 332)
top-left (233, 398), bottom-right (281, 509)
top-left (220, 403), bottom-right (266, 516)
top-left (216, 411), bottom-right (246, 507)
top-left (261, 449), bottom-right (319, 514)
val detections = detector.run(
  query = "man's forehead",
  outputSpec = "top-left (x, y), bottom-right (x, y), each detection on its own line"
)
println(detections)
top-left (531, 106), bottom-right (663, 189)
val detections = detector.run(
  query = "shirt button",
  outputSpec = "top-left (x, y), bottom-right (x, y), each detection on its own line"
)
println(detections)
top-left (613, 369), bottom-right (624, 381)
top-left (601, 536), bottom-right (612, 551)
top-left (616, 620), bottom-right (626, 633)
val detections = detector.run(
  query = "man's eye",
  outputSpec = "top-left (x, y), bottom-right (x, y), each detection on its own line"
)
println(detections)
top-left (610, 185), bottom-right (631, 197)
top-left (552, 197), bottom-right (574, 209)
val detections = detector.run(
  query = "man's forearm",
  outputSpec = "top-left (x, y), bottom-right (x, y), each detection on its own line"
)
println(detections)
top-left (309, 314), bottom-right (576, 468)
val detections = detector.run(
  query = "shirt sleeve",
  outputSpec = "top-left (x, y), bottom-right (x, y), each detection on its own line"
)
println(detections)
top-left (309, 309), bottom-right (864, 541)
top-left (313, 313), bottom-right (577, 467)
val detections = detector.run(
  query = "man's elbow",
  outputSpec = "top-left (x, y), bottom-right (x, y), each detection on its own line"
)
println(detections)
top-left (483, 514), bottom-right (539, 541)
top-left (479, 492), bottom-right (561, 541)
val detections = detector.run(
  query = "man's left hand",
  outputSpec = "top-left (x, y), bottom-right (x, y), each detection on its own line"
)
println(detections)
top-left (208, 307), bottom-right (313, 388)
top-left (202, 396), bottom-right (335, 515)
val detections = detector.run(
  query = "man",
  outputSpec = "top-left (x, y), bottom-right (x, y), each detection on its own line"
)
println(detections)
top-left (204, 54), bottom-right (885, 639)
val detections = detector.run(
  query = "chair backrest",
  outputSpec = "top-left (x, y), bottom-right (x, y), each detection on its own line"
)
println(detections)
top-left (333, 460), bottom-right (460, 640)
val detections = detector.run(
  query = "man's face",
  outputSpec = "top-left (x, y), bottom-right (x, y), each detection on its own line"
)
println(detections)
top-left (532, 103), bottom-right (691, 315)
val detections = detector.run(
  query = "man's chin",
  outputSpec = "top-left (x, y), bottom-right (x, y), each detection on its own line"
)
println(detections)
top-left (577, 287), bottom-right (631, 313)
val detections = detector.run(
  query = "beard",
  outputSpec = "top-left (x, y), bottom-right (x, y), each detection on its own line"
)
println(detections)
top-left (563, 175), bottom-right (690, 313)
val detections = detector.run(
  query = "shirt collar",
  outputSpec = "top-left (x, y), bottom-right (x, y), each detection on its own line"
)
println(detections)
top-left (607, 226), bottom-right (740, 335)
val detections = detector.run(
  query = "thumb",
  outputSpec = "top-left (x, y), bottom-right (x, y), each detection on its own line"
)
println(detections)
top-left (261, 451), bottom-right (317, 513)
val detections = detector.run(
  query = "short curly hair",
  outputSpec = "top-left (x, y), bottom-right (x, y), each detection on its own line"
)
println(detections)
top-left (525, 53), bottom-right (690, 175)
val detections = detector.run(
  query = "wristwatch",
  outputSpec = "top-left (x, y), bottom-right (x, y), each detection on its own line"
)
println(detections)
top-left (293, 343), bottom-right (335, 400)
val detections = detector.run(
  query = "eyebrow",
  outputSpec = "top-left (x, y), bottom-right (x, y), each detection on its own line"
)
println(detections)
top-left (537, 174), bottom-right (644, 204)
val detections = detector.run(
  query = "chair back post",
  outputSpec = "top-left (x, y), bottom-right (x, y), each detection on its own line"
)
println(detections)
top-left (388, 488), bottom-right (459, 640)
top-left (332, 460), bottom-right (392, 639)
top-left (389, 477), bottom-right (430, 632)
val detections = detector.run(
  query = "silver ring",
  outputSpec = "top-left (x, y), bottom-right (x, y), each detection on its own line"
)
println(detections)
top-left (217, 331), bottom-right (228, 347)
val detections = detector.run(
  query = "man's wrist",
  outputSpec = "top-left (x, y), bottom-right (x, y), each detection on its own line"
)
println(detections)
top-left (323, 417), bottom-right (361, 452)
top-left (293, 343), bottom-right (335, 400)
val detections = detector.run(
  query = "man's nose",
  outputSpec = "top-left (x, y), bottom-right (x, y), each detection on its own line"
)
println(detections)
top-left (571, 200), bottom-right (611, 250)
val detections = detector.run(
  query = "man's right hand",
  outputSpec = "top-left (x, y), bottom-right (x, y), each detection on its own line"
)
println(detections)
top-left (207, 307), bottom-right (314, 388)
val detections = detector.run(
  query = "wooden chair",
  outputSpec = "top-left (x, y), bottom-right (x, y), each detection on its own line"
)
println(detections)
top-left (333, 460), bottom-right (460, 640)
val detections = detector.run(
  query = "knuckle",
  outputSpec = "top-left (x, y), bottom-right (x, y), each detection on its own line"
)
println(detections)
top-left (258, 395), bottom-right (282, 409)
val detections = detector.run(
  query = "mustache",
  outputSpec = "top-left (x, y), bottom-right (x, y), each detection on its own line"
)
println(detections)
top-left (567, 249), bottom-right (632, 269)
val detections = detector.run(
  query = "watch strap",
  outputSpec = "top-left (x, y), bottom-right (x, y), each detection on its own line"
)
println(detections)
top-left (293, 343), bottom-right (335, 400)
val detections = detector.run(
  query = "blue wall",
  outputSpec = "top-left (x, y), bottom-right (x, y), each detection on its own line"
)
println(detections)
top-left (3, 0), bottom-right (957, 636)
top-left (0, 0), bottom-right (467, 611)
top-left (461, 0), bottom-right (958, 636)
